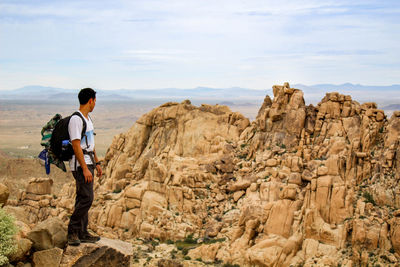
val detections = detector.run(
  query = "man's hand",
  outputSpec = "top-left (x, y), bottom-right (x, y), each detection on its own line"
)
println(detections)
top-left (96, 164), bottom-right (102, 177)
top-left (83, 167), bottom-right (93, 183)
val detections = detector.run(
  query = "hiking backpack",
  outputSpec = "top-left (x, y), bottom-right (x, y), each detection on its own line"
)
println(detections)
top-left (50, 111), bottom-right (87, 161)
top-left (40, 112), bottom-right (87, 172)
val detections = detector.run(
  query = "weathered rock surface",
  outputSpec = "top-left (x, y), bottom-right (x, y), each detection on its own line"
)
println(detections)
top-left (157, 259), bottom-right (184, 267)
top-left (32, 247), bottom-right (63, 267)
top-left (60, 237), bottom-right (132, 267)
top-left (0, 182), bottom-right (10, 206)
top-left (9, 238), bottom-right (32, 262)
top-left (10, 84), bottom-right (400, 266)
top-left (25, 178), bottom-right (53, 195)
top-left (27, 217), bottom-right (67, 251)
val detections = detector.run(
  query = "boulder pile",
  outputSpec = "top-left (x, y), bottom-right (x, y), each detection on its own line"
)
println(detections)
top-left (1, 182), bottom-right (133, 267)
top-left (8, 83), bottom-right (400, 266)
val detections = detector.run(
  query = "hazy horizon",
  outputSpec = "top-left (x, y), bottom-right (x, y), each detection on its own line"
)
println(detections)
top-left (1, 82), bottom-right (400, 92)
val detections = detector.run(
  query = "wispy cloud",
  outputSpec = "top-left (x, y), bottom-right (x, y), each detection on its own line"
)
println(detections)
top-left (123, 18), bottom-right (164, 23)
top-left (120, 50), bottom-right (200, 65)
top-left (317, 49), bottom-right (383, 56)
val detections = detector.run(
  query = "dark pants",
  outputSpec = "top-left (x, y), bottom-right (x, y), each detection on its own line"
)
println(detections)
top-left (68, 165), bottom-right (94, 236)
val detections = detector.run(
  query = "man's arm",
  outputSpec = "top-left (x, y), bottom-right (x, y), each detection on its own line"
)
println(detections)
top-left (93, 148), bottom-right (103, 177)
top-left (71, 139), bottom-right (93, 183)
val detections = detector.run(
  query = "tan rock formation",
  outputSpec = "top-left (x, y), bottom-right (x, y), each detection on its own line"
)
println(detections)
top-left (11, 83), bottom-right (400, 266)
top-left (25, 178), bottom-right (53, 195)
top-left (60, 237), bottom-right (132, 267)
top-left (0, 182), bottom-right (10, 206)
top-left (27, 217), bottom-right (67, 251)
top-left (9, 238), bottom-right (32, 263)
top-left (32, 247), bottom-right (63, 267)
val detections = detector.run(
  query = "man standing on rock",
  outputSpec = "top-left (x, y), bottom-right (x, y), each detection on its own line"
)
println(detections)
top-left (67, 88), bottom-right (102, 246)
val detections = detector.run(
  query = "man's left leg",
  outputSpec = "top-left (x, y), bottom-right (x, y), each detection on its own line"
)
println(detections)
top-left (79, 165), bottom-right (100, 243)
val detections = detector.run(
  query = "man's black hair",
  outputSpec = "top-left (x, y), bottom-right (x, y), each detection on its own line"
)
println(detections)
top-left (78, 88), bottom-right (96, 105)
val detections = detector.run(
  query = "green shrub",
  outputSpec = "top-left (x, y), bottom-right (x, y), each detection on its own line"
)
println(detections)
top-left (0, 209), bottom-right (18, 265)
top-left (223, 264), bottom-right (240, 267)
top-left (238, 153), bottom-right (247, 159)
top-left (363, 192), bottom-right (376, 206)
top-left (184, 234), bottom-right (197, 244)
top-left (150, 240), bottom-right (159, 247)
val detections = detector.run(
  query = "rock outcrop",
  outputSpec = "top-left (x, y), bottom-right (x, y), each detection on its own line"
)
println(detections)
top-left (14, 178), bottom-right (58, 224)
top-left (27, 217), bottom-right (67, 251)
top-left (9, 84), bottom-right (400, 266)
top-left (0, 182), bottom-right (10, 206)
top-left (32, 247), bottom-right (63, 267)
top-left (60, 238), bottom-right (133, 267)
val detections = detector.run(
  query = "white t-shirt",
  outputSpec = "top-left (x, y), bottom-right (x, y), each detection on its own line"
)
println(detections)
top-left (68, 111), bottom-right (95, 171)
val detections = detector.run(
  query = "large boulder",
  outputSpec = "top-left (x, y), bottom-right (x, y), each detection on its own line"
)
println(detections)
top-left (157, 259), bottom-right (183, 267)
top-left (60, 237), bottom-right (133, 267)
top-left (32, 247), bottom-right (63, 267)
top-left (0, 183), bottom-right (9, 206)
top-left (390, 217), bottom-right (400, 255)
top-left (9, 238), bottom-right (32, 262)
top-left (25, 178), bottom-right (53, 195)
top-left (187, 243), bottom-right (221, 262)
top-left (9, 219), bottom-right (33, 262)
top-left (27, 217), bottom-right (67, 251)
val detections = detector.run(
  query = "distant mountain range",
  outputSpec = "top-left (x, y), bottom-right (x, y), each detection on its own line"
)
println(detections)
top-left (1, 84), bottom-right (399, 109)
top-left (0, 85), bottom-right (267, 102)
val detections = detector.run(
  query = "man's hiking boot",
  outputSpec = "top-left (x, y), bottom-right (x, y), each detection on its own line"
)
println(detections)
top-left (67, 232), bottom-right (81, 246)
top-left (80, 233), bottom-right (100, 243)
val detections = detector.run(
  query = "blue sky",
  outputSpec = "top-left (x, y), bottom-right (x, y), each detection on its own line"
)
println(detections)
top-left (0, 0), bottom-right (399, 90)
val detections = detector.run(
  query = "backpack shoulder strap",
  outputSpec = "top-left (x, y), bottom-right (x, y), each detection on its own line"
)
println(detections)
top-left (71, 111), bottom-right (90, 150)
top-left (71, 111), bottom-right (87, 138)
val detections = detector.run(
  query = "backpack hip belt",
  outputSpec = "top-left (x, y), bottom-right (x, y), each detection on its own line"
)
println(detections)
top-left (74, 150), bottom-right (95, 171)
